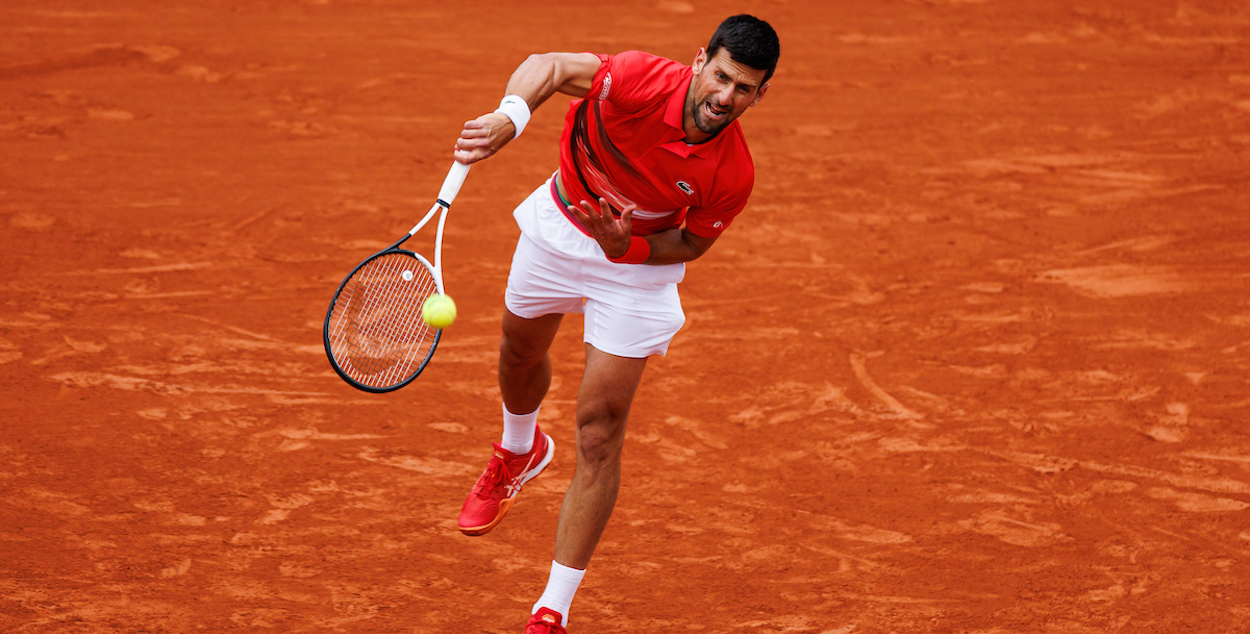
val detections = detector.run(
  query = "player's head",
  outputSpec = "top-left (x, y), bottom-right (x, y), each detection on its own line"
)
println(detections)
top-left (685, 15), bottom-right (779, 142)
top-left (706, 14), bottom-right (780, 84)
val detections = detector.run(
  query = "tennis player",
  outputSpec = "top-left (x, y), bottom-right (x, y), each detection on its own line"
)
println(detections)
top-left (451, 15), bottom-right (780, 633)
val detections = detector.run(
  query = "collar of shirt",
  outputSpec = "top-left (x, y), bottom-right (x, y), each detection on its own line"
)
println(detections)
top-left (659, 70), bottom-right (721, 159)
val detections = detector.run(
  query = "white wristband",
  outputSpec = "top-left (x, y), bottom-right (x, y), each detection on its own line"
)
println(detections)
top-left (495, 94), bottom-right (531, 139)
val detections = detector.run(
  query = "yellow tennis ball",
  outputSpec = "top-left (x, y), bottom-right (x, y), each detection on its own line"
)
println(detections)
top-left (422, 294), bottom-right (457, 328)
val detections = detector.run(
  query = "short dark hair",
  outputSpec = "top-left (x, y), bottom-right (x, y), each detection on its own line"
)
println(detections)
top-left (706, 14), bottom-right (781, 84)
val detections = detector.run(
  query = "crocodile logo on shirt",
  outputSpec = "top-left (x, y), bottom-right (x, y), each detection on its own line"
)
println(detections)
top-left (676, 180), bottom-right (694, 195)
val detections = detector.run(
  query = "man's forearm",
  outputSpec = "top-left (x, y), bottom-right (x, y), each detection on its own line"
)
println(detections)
top-left (641, 227), bottom-right (717, 265)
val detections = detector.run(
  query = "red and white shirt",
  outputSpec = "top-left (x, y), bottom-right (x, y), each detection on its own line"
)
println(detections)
top-left (557, 50), bottom-right (755, 239)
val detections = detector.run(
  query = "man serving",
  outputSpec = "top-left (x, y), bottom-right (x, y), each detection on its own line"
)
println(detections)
top-left (450, 14), bottom-right (780, 633)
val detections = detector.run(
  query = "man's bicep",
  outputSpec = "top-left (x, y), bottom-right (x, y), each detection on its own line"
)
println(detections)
top-left (552, 53), bottom-right (604, 97)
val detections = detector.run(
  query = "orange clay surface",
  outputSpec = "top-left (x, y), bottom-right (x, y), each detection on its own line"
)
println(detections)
top-left (2, 1), bottom-right (1250, 632)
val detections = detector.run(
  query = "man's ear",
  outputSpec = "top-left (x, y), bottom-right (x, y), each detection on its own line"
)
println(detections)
top-left (750, 82), bottom-right (770, 107)
top-left (692, 47), bottom-right (707, 73)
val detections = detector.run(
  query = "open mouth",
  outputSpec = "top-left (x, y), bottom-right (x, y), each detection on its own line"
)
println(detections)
top-left (703, 101), bottom-right (728, 120)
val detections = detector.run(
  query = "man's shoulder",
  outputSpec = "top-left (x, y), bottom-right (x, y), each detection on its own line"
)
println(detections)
top-left (604, 51), bottom-right (687, 85)
top-left (595, 50), bottom-right (688, 108)
top-left (610, 50), bottom-right (682, 69)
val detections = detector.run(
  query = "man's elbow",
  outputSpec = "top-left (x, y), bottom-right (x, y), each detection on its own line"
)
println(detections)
top-left (681, 236), bottom-right (714, 261)
top-left (523, 52), bottom-right (558, 68)
top-left (516, 53), bottom-right (556, 78)
top-left (523, 53), bottom-right (576, 80)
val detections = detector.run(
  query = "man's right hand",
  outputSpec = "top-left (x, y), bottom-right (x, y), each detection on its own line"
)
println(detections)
top-left (453, 112), bottom-right (516, 164)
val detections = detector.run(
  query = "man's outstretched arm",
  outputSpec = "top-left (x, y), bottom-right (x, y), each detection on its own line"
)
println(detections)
top-left (453, 52), bottom-right (602, 165)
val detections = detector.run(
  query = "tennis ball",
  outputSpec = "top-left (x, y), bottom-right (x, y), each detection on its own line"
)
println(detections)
top-left (422, 294), bottom-right (457, 328)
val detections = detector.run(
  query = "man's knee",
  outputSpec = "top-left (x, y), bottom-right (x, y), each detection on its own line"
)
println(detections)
top-left (575, 405), bottom-right (629, 466)
top-left (500, 332), bottom-right (543, 367)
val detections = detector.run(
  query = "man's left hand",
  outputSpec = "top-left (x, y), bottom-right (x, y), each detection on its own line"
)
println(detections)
top-left (568, 197), bottom-right (635, 259)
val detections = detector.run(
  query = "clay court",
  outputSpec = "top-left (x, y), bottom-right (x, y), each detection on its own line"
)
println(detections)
top-left (2, 0), bottom-right (1249, 631)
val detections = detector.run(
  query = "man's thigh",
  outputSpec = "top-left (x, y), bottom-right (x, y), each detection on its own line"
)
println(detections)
top-left (505, 233), bottom-right (586, 319)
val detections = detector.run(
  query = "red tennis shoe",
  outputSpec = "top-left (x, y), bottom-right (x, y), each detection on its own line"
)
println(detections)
top-left (457, 427), bottom-right (554, 536)
top-left (524, 608), bottom-right (566, 633)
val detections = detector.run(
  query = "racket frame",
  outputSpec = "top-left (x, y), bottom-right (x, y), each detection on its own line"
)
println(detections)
top-left (322, 161), bottom-right (470, 392)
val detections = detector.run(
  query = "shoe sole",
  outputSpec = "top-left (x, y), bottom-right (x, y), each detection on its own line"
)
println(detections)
top-left (458, 433), bottom-right (555, 536)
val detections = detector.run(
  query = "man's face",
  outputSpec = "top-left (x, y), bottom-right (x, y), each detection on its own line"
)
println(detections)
top-left (684, 47), bottom-right (770, 142)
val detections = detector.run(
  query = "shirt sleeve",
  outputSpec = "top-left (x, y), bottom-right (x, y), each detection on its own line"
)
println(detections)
top-left (586, 51), bottom-right (679, 112)
top-left (684, 148), bottom-right (755, 238)
top-left (685, 185), bottom-right (750, 238)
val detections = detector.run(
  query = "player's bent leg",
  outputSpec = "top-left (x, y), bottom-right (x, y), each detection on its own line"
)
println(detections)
top-left (499, 308), bottom-right (563, 415)
top-left (551, 344), bottom-right (648, 569)
top-left (457, 309), bottom-right (564, 537)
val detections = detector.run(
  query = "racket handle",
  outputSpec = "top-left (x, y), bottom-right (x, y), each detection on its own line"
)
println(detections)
top-left (437, 161), bottom-right (472, 206)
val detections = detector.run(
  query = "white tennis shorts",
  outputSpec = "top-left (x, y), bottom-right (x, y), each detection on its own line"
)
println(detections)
top-left (504, 177), bottom-right (686, 358)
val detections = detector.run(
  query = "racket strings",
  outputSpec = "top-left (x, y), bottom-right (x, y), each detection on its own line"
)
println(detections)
top-left (337, 262), bottom-right (434, 385)
top-left (327, 253), bottom-right (439, 388)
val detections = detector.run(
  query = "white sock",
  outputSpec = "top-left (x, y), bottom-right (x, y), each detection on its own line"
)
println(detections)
top-left (501, 404), bottom-right (539, 455)
top-left (532, 560), bottom-right (585, 626)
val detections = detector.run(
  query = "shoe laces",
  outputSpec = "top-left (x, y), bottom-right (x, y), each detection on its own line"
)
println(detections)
top-left (472, 452), bottom-right (515, 495)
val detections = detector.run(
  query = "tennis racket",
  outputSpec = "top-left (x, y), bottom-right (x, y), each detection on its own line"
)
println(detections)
top-left (323, 161), bottom-right (471, 392)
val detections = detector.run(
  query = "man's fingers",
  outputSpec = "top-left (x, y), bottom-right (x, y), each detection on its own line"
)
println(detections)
top-left (456, 114), bottom-right (511, 148)
top-left (576, 198), bottom-right (621, 220)
top-left (569, 198), bottom-right (635, 247)
top-left (453, 148), bottom-right (488, 164)
top-left (565, 198), bottom-right (634, 259)
top-left (576, 200), bottom-right (605, 218)
top-left (455, 136), bottom-right (490, 151)
top-left (452, 112), bottom-right (518, 165)
top-left (453, 139), bottom-right (487, 156)
top-left (619, 204), bottom-right (635, 224)
top-left (453, 136), bottom-right (495, 163)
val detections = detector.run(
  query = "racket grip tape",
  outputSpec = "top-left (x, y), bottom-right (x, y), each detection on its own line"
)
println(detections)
top-left (437, 161), bottom-right (472, 207)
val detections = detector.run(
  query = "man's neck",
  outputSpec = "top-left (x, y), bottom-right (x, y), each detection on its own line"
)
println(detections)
top-left (681, 82), bottom-right (714, 145)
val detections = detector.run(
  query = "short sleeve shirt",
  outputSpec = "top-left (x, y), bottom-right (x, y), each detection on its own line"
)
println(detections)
top-left (557, 51), bottom-right (755, 238)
